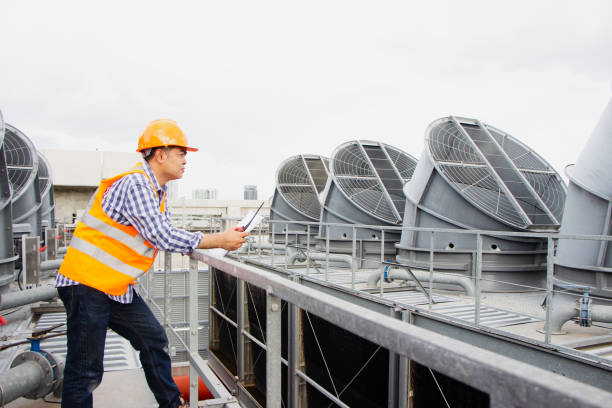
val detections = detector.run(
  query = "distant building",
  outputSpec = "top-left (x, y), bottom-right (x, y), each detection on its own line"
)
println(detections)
top-left (192, 188), bottom-right (218, 200)
top-left (244, 185), bottom-right (257, 200)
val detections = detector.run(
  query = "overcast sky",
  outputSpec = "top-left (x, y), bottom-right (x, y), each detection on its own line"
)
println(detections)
top-left (1, 1), bottom-right (611, 200)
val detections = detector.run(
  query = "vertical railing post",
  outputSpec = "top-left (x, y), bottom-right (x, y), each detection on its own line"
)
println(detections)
top-left (475, 233), bottom-right (482, 326)
top-left (380, 229), bottom-right (385, 298)
top-left (188, 257), bottom-right (199, 408)
top-left (163, 251), bottom-right (172, 341)
top-left (387, 308), bottom-right (401, 408)
top-left (285, 225), bottom-right (289, 270)
top-left (398, 311), bottom-right (410, 408)
top-left (237, 279), bottom-right (246, 382)
top-left (306, 225), bottom-right (311, 276)
top-left (429, 231), bottom-right (434, 311)
top-left (271, 223), bottom-right (275, 266)
top-left (325, 225), bottom-right (330, 281)
top-left (544, 236), bottom-right (555, 344)
top-left (266, 293), bottom-right (282, 408)
top-left (352, 226), bottom-right (357, 290)
top-left (288, 276), bottom-right (299, 408)
top-left (258, 223), bottom-right (263, 260)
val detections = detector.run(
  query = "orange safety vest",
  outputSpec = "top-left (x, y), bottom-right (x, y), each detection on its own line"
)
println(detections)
top-left (58, 164), bottom-right (166, 296)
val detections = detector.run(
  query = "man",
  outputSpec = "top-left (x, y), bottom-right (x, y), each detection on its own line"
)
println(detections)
top-left (56, 119), bottom-right (248, 408)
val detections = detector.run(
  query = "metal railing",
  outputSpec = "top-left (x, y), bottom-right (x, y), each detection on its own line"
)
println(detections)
top-left (191, 250), bottom-right (612, 407)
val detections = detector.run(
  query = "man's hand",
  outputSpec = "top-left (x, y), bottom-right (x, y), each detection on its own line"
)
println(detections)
top-left (218, 228), bottom-right (249, 251)
top-left (197, 228), bottom-right (248, 250)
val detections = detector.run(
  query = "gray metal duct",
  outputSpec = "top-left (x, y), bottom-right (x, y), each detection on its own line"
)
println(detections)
top-left (0, 111), bottom-right (17, 288)
top-left (4, 123), bottom-right (42, 239)
top-left (270, 154), bottom-right (329, 244)
top-left (555, 97), bottom-right (612, 299)
top-left (397, 116), bottom-right (566, 291)
top-left (38, 151), bottom-right (55, 229)
top-left (319, 140), bottom-right (417, 268)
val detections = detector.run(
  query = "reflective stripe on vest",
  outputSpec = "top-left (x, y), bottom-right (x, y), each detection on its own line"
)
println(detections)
top-left (69, 236), bottom-right (146, 278)
top-left (58, 164), bottom-right (164, 295)
top-left (80, 212), bottom-right (155, 257)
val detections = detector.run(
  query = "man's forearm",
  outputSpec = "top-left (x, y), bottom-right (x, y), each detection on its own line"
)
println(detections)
top-left (196, 228), bottom-right (249, 251)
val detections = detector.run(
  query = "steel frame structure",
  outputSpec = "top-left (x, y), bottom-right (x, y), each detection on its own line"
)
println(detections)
top-left (146, 219), bottom-right (612, 407)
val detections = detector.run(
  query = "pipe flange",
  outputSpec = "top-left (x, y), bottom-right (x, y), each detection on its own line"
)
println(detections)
top-left (10, 349), bottom-right (63, 399)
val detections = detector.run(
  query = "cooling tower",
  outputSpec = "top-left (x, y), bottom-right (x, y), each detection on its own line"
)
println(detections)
top-left (270, 154), bottom-right (329, 244)
top-left (555, 98), bottom-right (612, 298)
top-left (4, 123), bottom-right (42, 239)
top-left (397, 116), bottom-right (566, 291)
top-left (0, 112), bottom-right (16, 288)
top-left (319, 140), bottom-right (417, 267)
top-left (38, 151), bottom-right (55, 229)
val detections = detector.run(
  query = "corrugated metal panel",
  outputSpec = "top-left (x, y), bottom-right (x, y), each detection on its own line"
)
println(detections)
top-left (380, 290), bottom-right (455, 306)
top-left (36, 312), bottom-right (141, 371)
top-left (432, 304), bottom-right (540, 328)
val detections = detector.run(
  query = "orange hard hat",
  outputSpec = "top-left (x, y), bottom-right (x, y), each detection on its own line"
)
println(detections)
top-left (137, 119), bottom-right (198, 152)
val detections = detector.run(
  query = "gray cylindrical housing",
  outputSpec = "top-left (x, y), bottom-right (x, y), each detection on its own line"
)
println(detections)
top-left (270, 154), bottom-right (329, 244)
top-left (5, 123), bottom-right (42, 239)
top-left (0, 111), bottom-right (17, 288)
top-left (38, 151), bottom-right (55, 229)
top-left (397, 116), bottom-right (566, 291)
top-left (319, 140), bottom-right (417, 267)
top-left (556, 98), bottom-right (612, 298)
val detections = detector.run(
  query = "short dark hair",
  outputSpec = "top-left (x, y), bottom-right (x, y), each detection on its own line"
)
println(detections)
top-left (143, 146), bottom-right (170, 162)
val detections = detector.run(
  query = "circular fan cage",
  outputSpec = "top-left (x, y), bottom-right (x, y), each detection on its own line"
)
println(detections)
top-left (38, 151), bottom-right (55, 228)
top-left (0, 112), bottom-right (16, 287)
top-left (5, 123), bottom-right (42, 237)
top-left (425, 116), bottom-right (565, 230)
top-left (275, 154), bottom-right (329, 221)
top-left (329, 140), bottom-right (417, 225)
top-left (270, 154), bottom-right (329, 244)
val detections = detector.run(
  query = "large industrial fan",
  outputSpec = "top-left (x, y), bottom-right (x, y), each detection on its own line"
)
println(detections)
top-left (397, 116), bottom-right (566, 291)
top-left (4, 123), bottom-right (42, 239)
top-left (270, 154), bottom-right (329, 244)
top-left (319, 140), bottom-right (417, 267)
top-left (38, 151), bottom-right (55, 230)
top-left (0, 112), bottom-right (17, 288)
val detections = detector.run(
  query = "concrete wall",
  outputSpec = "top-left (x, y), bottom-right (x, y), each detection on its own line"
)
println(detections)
top-left (54, 186), bottom-right (96, 223)
top-left (167, 199), bottom-right (269, 220)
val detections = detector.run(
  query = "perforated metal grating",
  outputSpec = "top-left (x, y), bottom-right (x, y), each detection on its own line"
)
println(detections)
top-left (276, 155), bottom-right (329, 220)
top-left (331, 141), bottom-right (417, 224)
top-left (427, 117), bottom-right (565, 229)
top-left (4, 124), bottom-right (38, 200)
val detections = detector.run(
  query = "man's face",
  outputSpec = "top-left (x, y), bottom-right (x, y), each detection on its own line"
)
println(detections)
top-left (161, 147), bottom-right (188, 180)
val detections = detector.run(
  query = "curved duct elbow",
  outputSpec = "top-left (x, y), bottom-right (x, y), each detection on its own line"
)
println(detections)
top-left (368, 268), bottom-right (475, 296)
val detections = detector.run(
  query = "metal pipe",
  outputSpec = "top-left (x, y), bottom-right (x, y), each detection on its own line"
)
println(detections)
top-left (0, 361), bottom-right (45, 404)
top-left (40, 259), bottom-right (63, 271)
top-left (0, 286), bottom-right (58, 311)
top-left (245, 242), bottom-right (287, 253)
top-left (549, 292), bottom-right (612, 333)
top-left (367, 268), bottom-right (475, 296)
top-left (57, 246), bottom-right (68, 254)
top-left (287, 251), bottom-right (357, 271)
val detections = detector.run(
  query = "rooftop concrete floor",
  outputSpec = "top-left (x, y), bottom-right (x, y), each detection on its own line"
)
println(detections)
top-left (7, 368), bottom-right (157, 408)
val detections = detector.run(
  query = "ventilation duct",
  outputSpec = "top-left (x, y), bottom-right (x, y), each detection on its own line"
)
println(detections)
top-left (397, 116), bottom-right (566, 291)
top-left (38, 151), bottom-right (55, 229)
top-left (4, 123), bottom-right (42, 239)
top-left (555, 98), bottom-right (612, 299)
top-left (270, 154), bottom-right (329, 244)
top-left (0, 112), bottom-right (17, 288)
top-left (319, 140), bottom-right (417, 267)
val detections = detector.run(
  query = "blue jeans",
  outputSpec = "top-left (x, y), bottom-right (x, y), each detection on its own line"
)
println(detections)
top-left (58, 284), bottom-right (181, 408)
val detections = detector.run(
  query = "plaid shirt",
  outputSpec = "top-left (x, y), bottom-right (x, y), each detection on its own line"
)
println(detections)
top-left (56, 160), bottom-right (203, 303)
